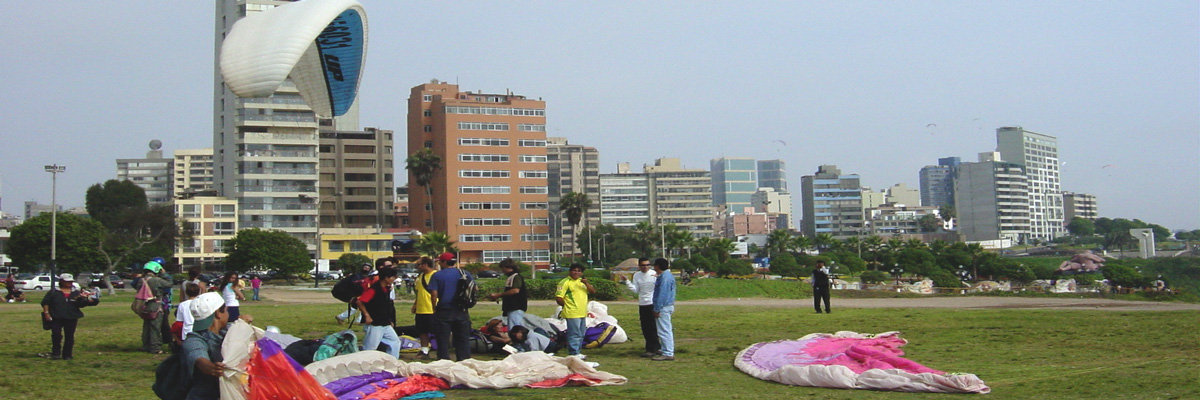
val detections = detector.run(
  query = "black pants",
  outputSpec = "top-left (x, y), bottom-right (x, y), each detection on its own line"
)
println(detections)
top-left (638, 305), bottom-right (661, 353)
top-left (433, 308), bottom-right (472, 361)
top-left (51, 318), bottom-right (78, 359)
top-left (813, 286), bottom-right (831, 313)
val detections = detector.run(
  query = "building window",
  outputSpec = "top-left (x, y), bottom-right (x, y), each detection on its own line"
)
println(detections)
top-left (214, 204), bottom-right (235, 218)
top-left (519, 170), bottom-right (548, 178)
top-left (422, 94), bottom-right (432, 102)
top-left (518, 139), bottom-right (547, 147)
top-left (328, 241), bottom-right (344, 252)
top-left (460, 234), bottom-right (512, 242)
top-left (423, 125), bottom-right (432, 132)
top-left (519, 155), bottom-right (547, 163)
top-left (459, 170), bottom-right (511, 178)
top-left (520, 186), bottom-right (548, 194)
top-left (520, 218), bottom-right (549, 226)
top-left (181, 204), bottom-right (200, 218)
top-left (423, 109), bottom-right (431, 117)
top-left (459, 154), bottom-right (510, 162)
top-left (458, 138), bottom-right (510, 146)
top-left (520, 202), bottom-right (548, 210)
top-left (518, 124), bottom-right (546, 132)
top-left (457, 122), bottom-right (510, 131)
top-left (460, 186), bottom-right (511, 194)
top-left (460, 218), bottom-right (512, 226)
top-left (459, 202), bottom-right (511, 210)
top-left (213, 222), bottom-right (235, 235)
top-left (521, 234), bottom-right (550, 242)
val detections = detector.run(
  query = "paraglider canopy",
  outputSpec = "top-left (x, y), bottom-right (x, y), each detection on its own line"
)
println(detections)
top-left (220, 0), bottom-right (367, 118)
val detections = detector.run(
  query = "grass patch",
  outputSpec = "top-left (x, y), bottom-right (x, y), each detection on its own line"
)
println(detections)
top-left (1, 290), bottom-right (1196, 399)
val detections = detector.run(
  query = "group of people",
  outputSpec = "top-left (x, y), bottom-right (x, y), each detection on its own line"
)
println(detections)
top-left (620, 258), bottom-right (678, 361)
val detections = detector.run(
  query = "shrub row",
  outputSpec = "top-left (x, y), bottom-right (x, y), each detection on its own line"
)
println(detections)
top-left (476, 276), bottom-right (623, 301)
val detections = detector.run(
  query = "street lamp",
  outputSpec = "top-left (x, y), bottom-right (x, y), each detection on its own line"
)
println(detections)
top-left (44, 164), bottom-right (66, 288)
top-left (890, 264), bottom-right (904, 286)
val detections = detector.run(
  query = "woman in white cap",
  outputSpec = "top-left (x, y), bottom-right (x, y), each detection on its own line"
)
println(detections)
top-left (39, 273), bottom-right (97, 360)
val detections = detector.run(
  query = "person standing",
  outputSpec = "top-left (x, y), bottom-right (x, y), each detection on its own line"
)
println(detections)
top-left (487, 258), bottom-right (527, 329)
top-left (250, 275), bottom-right (262, 301)
top-left (216, 272), bottom-right (245, 322)
top-left (357, 268), bottom-right (401, 358)
top-left (136, 262), bottom-right (174, 354)
top-left (621, 257), bottom-right (660, 357)
top-left (40, 274), bottom-right (97, 360)
top-left (335, 263), bottom-right (374, 324)
top-left (429, 252), bottom-right (475, 361)
top-left (410, 256), bottom-right (437, 358)
top-left (651, 258), bottom-right (676, 361)
top-left (555, 264), bottom-right (595, 358)
top-left (812, 260), bottom-right (832, 314)
top-left (173, 283), bottom-right (202, 348)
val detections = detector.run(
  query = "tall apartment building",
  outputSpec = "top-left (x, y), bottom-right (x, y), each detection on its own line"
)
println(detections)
top-left (599, 164), bottom-right (650, 229)
top-left (955, 152), bottom-right (1030, 243)
top-left (886, 183), bottom-right (921, 206)
top-left (865, 204), bottom-right (941, 235)
top-left (174, 197), bottom-right (237, 270)
top-left (406, 81), bottom-right (550, 265)
top-left (546, 137), bottom-right (600, 255)
top-left (317, 127), bottom-right (395, 229)
top-left (116, 142), bottom-right (173, 204)
top-left (214, 0), bottom-right (361, 251)
top-left (711, 157), bottom-right (758, 213)
top-left (1063, 192), bottom-right (1098, 221)
top-left (996, 127), bottom-right (1064, 241)
top-left (646, 158), bottom-right (714, 237)
top-left (757, 159), bottom-right (788, 192)
top-left (918, 157), bottom-right (960, 208)
top-left (173, 148), bottom-right (215, 196)
top-left (800, 165), bottom-right (863, 239)
top-left (23, 201), bottom-right (60, 220)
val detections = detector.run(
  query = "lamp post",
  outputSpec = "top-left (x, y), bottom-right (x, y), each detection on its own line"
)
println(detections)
top-left (44, 164), bottom-right (66, 288)
top-left (890, 264), bottom-right (904, 286)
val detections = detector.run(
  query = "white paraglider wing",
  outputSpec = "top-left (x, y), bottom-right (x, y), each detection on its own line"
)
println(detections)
top-left (219, 0), bottom-right (367, 118)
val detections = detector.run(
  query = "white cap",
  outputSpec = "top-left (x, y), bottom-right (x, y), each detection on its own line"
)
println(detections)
top-left (190, 292), bottom-right (225, 320)
top-left (58, 273), bottom-right (75, 282)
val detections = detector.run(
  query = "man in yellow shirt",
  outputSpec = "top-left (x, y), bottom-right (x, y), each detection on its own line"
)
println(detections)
top-left (555, 264), bottom-right (594, 357)
top-left (410, 256), bottom-right (437, 358)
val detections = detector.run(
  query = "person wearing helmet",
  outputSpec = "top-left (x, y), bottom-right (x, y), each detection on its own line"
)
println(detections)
top-left (134, 260), bottom-right (173, 354)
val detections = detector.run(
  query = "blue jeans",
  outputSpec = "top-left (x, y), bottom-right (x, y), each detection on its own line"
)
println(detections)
top-left (252, 288), bottom-right (260, 301)
top-left (363, 324), bottom-right (400, 358)
top-left (565, 317), bottom-right (586, 355)
top-left (505, 309), bottom-right (525, 329)
top-left (656, 305), bottom-right (675, 357)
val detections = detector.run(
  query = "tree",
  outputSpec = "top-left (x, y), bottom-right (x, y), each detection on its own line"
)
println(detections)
top-left (813, 233), bottom-right (835, 252)
top-left (559, 192), bottom-right (592, 257)
top-left (416, 231), bottom-right (457, 258)
top-left (917, 214), bottom-right (941, 233)
top-left (7, 213), bottom-right (106, 275)
top-left (765, 229), bottom-right (793, 256)
top-left (405, 148), bottom-right (442, 229)
top-left (1102, 264), bottom-right (1148, 288)
top-left (335, 253), bottom-right (372, 275)
top-left (663, 224), bottom-right (694, 259)
top-left (938, 205), bottom-right (956, 221)
top-left (792, 235), bottom-right (812, 254)
top-left (715, 258), bottom-right (753, 276)
top-left (86, 180), bottom-right (179, 293)
top-left (224, 229), bottom-right (310, 283)
top-left (768, 252), bottom-right (802, 277)
top-left (1066, 217), bottom-right (1096, 237)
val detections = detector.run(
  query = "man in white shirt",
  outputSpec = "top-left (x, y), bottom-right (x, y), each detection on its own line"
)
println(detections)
top-left (621, 257), bottom-right (659, 357)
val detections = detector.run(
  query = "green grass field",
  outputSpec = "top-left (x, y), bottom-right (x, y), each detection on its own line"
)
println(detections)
top-left (1, 290), bottom-right (1196, 400)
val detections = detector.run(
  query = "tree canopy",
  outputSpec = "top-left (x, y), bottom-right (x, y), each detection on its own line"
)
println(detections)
top-left (224, 229), bottom-right (310, 280)
top-left (7, 213), bottom-right (105, 274)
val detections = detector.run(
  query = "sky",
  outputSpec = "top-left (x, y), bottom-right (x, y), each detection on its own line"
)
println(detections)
top-left (0, 1), bottom-right (1196, 230)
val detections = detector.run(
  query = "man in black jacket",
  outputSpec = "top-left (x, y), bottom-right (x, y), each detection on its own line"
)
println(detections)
top-left (812, 261), bottom-right (831, 314)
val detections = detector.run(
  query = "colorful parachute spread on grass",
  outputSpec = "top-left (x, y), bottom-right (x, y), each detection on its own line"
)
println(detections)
top-left (220, 0), bottom-right (367, 118)
top-left (735, 331), bottom-right (990, 393)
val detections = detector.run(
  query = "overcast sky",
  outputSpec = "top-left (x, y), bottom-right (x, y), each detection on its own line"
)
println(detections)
top-left (1, 1), bottom-right (1196, 230)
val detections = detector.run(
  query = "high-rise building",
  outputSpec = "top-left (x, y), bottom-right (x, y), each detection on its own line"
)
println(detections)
top-left (406, 80), bottom-right (550, 265)
top-left (215, 0), bottom-right (361, 250)
top-left (173, 148), bottom-right (215, 197)
top-left (24, 201), bottom-right (60, 220)
top-left (599, 164), bottom-right (650, 229)
top-left (317, 127), bottom-right (395, 229)
top-left (750, 187), bottom-right (793, 230)
top-left (711, 157), bottom-right (758, 213)
top-left (174, 197), bottom-right (237, 270)
top-left (646, 158), bottom-right (714, 237)
top-left (886, 183), bottom-right (921, 206)
top-left (918, 156), bottom-right (960, 208)
top-left (757, 159), bottom-right (788, 192)
top-left (1063, 192), bottom-right (1098, 221)
top-left (996, 127), bottom-right (1064, 241)
top-left (955, 152), bottom-right (1030, 243)
top-left (546, 137), bottom-right (600, 256)
top-left (800, 165), bottom-right (863, 239)
top-left (116, 142), bottom-right (173, 205)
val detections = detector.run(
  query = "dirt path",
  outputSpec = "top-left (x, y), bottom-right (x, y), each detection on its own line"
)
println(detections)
top-left (258, 286), bottom-right (1200, 311)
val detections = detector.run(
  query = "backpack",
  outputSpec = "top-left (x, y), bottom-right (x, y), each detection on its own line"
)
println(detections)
top-left (152, 351), bottom-right (190, 400)
top-left (133, 278), bottom-right (163, 320)
top-left (452, 269), bottom-right (477, 309)
top-left (331, 276), bottom-right (367, 303)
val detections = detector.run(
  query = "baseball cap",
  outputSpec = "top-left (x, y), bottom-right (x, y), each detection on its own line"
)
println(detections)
top-left (190, 293), bottom-right (225, 331)
top-left (58, 273), bottom-right (75, 282)
top-left (438, 252), bottom-right (456, 262)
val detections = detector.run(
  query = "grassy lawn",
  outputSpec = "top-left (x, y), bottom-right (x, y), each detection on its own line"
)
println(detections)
top-left (1, 291), bottom-right (1196, 400)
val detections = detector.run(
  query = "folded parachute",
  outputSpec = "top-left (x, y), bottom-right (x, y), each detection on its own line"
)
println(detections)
top-left (735, 331), bottom-right (990, 394)
top-left (220, 0), bottom-right (367, 118)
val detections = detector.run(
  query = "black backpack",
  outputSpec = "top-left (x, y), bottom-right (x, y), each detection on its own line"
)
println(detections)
top-left (152, 352), bottom-right (190, 400)
top-left (331, 276), bottom-right (365, 303)
top-left (453, 269), bottom-right (478, 309)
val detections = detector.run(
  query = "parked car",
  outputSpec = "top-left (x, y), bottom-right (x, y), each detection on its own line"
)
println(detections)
top-left (90, 274), bottom-right (126, 289)
top-left (20, 275), bottom-right (54, 291)
top-left (476, 270), bottom-right (500, 278)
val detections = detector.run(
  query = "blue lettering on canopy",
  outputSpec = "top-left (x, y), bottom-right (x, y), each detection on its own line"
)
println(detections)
top-left (316, 9), bottom-right (364, 117)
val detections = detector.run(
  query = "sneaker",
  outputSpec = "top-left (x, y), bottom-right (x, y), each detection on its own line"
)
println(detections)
top-left (37, 353), bottom-right (61, 360)
top-left (651, 355), bottom-right (675, 361)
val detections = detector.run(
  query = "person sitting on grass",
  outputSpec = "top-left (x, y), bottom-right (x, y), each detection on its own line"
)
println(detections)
top-left (507, 325), bottom-right (562, 354)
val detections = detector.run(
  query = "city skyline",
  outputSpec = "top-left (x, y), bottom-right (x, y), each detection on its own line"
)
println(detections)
top-left (0, 1), bottom-right (1196, 230)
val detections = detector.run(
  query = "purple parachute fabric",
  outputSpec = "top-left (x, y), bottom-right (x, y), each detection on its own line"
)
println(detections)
top-left (323, 371), bottom-right (406, 400)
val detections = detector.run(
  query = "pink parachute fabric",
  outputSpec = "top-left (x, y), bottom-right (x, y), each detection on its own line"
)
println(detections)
top-left (735, 331), bottom-right (990, 393)
top-left (246, 337), bottom-right (338, 400)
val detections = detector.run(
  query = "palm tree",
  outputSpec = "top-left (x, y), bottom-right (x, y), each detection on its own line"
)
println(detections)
top-left (663, 224), bottom-right (694, 259)
top-left (792, 235), bottom-right (812, 254)
top-left (813, 233), bottom-right (835, 253)
top-left (631, 221), bottom-right (658, 256)
top-left (766, 229), bottom-right (793, 256)
top-left (559, 192), bottom-right (592, 257)
top-left (405, 148), bottom-right (442, 230)
top-left (416, 231), bottom-right (457, 257)
top-left (707, 238), bottom-right (737, 263)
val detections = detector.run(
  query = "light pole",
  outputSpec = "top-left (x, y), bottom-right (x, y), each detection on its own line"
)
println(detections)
top-left (44, 164), bottom-right (66, 288)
